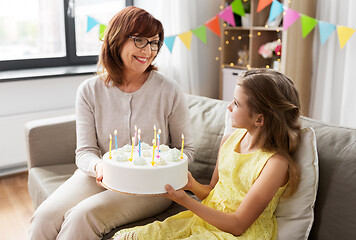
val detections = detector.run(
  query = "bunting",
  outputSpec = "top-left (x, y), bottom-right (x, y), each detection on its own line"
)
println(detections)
top-left (86, 0), bottom-right (356, 53)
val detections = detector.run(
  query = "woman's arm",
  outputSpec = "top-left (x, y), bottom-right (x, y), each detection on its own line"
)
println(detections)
top-left (75, 80), bottom-right (102, 177)
top-left (166, 153), bottom-right (288, 236)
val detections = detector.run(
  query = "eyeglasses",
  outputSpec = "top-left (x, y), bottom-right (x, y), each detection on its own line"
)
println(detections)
top-left (128, 35), bottom-right (163, 51)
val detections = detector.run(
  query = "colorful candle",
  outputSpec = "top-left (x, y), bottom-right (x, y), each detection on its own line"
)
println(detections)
top-left (109, 134), bottom-right (112, 159)
top-left (157, 129), bottom-right (161, 156)
top-left (151, 139), bottom-right (156, 166)
top-left (114, 129), bottom-right (118, 150)
top-left (134, 125), bottom-right (137, 146)
top-left (154, 125), bottom-right (157, 146)
top-left (130, 136), bottom-right (134, 161)
top-left (180, 134), bottom-right (185, 159)
top-left (138, 129), bottom-right (141, 157)
top-left (157, 129), bottom-right (161, 157)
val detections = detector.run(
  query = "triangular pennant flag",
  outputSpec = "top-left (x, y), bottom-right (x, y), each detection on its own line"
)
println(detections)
top-left (219, 5), bottom-right (236, 27)
top-left (192, 25), bottom-right (207, 44)
top-left (337, 26), bottom-right (356, 49)
top-left (257, 0), bottom-right (273, 13)
top-left (318, 21), bottom-right (336, 45)
top-left (99, 24), bottom-right (106, 40)
top-left (231, 0), bottom-right (245, 17)
top-left (283, 8), bottom-right (300, 30)
top-left (269, 0), bottom-right (284, 22)
top-left (205, 15), bottom-right (220, 37)
top-left (87, 16), bottom-right (99, 32)
top-left (178, 31), bottom-right (193, 50)
top-left (301, 15), bottom-right (318, 38)
top-left (164, 36), bottom-right (176, 53)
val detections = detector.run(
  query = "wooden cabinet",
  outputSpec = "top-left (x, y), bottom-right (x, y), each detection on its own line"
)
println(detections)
top-left (219, 0), bottom-right (287, 100)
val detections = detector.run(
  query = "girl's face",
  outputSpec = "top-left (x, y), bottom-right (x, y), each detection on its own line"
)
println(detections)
top-left (227, 85), bottom-right (259, 130)
top-left (120, 34), bottom-right (159, 76)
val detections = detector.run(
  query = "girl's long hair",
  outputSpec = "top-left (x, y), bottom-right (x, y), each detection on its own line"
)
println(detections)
top-left (239, 69), bottom-right (301, 197)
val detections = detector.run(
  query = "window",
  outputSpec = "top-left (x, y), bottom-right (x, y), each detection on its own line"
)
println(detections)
top-left (0, 0), bottom-right (131, 72)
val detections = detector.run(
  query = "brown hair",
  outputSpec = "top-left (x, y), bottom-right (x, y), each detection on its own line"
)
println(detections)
top-left (97, 6), bottom-right (164, 87)
top-left (238, 69), bottom-right (301, 197)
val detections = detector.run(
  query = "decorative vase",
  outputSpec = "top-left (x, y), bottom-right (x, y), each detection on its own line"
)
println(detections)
top-left (241, 13), bottom-right (251, 27)
top-left (272, 59), bottom-right (280, 71)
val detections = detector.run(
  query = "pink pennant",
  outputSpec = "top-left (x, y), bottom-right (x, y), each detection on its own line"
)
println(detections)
top-left (219, 5), bottom-right (236, 27)
top-left (283, 8), bottom-right (301, 30)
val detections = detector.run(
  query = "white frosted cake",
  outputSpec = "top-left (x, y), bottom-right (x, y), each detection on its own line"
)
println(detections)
top-left (102, 143), bottom-right (188, 194)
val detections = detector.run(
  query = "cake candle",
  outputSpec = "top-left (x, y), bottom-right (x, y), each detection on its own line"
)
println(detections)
top-left (134, 125), bottom-right (137, 146)
top-left (109, 134), bottom-right (112, 159)
top-left (154, 125), bottom-right (157, 147)
top-left (130, 137), bottom-right (134, 161)
top-left (151, 139), bottom-right (156, 166)
top-left (114, 129), bottom-right (118, 150)
top-left (138, 129), bottom-right (141, 157)
top-left (180, 134), bottom-right (185, 159)
top-left (157, 129), bottom-right (161, 157)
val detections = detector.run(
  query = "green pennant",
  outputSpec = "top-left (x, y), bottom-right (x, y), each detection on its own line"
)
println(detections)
top-left (231, 0), bottom-right (245, 17)
top-left (192, 25), bottom-right (207, 44)
top-left (301, 15), bottom-right (318, 38)
top-left (99, 24), bottom-right (106, 40)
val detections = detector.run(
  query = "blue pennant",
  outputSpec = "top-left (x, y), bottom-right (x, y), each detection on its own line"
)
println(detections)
top-left (319, 21), bottom-right (336, 45)
top-left (269, 0), bottom-right (284, 22)
top-left (87, 16), bottom-right (99, 32)
top-left (164, 36), bottom-right (176, 53)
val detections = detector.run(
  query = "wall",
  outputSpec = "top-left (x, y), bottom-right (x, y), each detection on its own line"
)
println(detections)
top-left (0, 74), bottom-right (91, 176)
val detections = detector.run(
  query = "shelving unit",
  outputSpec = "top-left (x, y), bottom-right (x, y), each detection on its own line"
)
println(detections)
top-left (219, 0), bottom-right (288, 100)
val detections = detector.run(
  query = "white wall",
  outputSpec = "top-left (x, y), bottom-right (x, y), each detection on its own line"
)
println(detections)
top-left (0, 74), bottom-right (91, 176)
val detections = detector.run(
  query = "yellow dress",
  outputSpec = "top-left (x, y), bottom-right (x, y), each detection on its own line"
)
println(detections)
top-left (115, 129), bottom-right (287, 240)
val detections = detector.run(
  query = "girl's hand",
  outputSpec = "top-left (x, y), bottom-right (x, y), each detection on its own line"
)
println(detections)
top-left (164, 184), bottom-right (189, 205)
top-left (95, 162), bottom-right (105, 188)
top-left (183, 171), bottom-right (195, 191)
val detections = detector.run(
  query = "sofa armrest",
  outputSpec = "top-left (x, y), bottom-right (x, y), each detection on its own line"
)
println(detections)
top-left (25, 115), bottom-right (77, 169)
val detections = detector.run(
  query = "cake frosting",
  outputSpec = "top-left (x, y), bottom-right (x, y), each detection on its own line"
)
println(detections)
top-left (102, 144), bottom-right (188, 194)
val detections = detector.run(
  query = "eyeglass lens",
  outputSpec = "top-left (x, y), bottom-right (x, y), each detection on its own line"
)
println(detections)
top-left (133, 37), bottom-right (161, 51)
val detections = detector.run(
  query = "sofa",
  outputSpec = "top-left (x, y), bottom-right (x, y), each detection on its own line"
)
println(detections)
top-left (25, 94), bottom-right (356, 239)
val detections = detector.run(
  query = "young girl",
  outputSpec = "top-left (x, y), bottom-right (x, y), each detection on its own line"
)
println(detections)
top-left (114, 69), bottom-right (302, 239)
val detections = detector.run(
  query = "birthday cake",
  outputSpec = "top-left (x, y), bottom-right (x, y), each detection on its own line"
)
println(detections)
top-left (102, 143), bottom-right (188, 194)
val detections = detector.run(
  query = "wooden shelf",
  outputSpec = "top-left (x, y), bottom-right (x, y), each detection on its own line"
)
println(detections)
top-left (219, 0), bottom-right (287, 100)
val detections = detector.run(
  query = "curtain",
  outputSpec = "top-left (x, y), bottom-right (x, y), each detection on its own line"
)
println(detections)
top-left (310, 0), bottom-right (356, 128)
top-left (134, 0), bottom-right (221, 98)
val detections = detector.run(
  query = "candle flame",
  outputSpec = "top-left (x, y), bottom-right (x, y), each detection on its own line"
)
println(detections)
top-left (182, 133), bottom-right (184, 139)
top-left (154, 125), bottom-right (156, 130)
top-left (135, 125), bottom-right (137, 130)
top-left (158, 129), bottom-right (161, 134)
top-left (109, 134), bottom-right (112, 139)
top-left (114, 129), bottom-right (117, 135)
top-left (152, 139), bottom-right (156, 145)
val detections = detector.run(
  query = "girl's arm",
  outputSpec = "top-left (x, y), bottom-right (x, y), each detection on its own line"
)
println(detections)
top-left (165, 153), bottom-right (288, 236)
top-left (184, 134), bottom-right (231, 200)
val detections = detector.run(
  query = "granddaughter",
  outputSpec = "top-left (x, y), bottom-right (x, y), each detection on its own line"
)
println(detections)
top-left (115, 69), bottom-right (302, 239)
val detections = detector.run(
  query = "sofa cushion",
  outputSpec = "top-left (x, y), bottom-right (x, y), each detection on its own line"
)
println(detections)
top-left (28, 163), bottom-right (77, 209)
top-left (275, 127), bottom-right (319, 240)
top-left (185, 94), bottom-right (229, 184)
top-left (300, 116), bottom-right (356, 240)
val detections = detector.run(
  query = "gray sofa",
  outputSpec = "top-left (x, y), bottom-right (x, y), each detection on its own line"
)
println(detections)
top-left (25, 94), bottom-right (356, 239)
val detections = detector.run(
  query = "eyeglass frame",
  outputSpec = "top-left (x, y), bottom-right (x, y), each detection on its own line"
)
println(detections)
top-left (127, 35), bottom-right (163, 51)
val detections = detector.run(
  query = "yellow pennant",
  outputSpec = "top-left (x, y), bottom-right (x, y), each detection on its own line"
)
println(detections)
top-left (337, 26), bottom-right (356, 49)
top-left (178, 31), bottom-right (193, 50)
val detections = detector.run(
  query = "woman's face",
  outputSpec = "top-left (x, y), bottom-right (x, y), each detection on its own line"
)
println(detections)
top-left (120, 34), bottom-right (160, 76)
top-left (227, 85), bottom-right (258, 129)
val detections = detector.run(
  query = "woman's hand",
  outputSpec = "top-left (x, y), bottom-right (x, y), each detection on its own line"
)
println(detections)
top-left (95, 162), bottom-right (105, 188)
